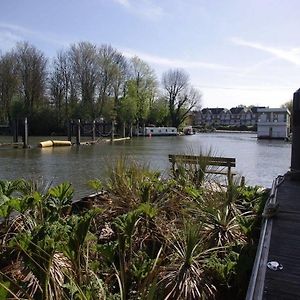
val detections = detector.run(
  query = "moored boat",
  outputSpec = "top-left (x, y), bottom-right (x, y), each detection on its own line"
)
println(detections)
top-left (136, 127), bottom-right (178, 136)
top-left (183, 126), bottom-right (194, 135)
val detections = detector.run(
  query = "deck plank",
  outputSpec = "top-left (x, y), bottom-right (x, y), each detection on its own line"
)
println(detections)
top-left (264, 178), bottom-right (300, 299)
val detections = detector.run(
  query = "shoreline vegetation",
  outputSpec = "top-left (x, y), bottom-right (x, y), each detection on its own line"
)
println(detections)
top-left (0, 156), bottom-right (268, 299)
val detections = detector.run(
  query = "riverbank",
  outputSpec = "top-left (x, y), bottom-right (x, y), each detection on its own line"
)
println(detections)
top-left (215, 129), bottom-right (256, 134)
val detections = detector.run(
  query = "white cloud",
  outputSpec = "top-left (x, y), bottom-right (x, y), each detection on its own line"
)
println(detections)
top-left (121, 47), bottom-right (233, 71)
top-left (232, 37), bottom-right (300, 66)
top-left (113, 0), bottom-right (164, 20)
top-left (0, 30), bottom-right (22, 51)
top-left (0, 22), bottom-right (69, 49)
top-left (198, 84), bottom-right (295, 108)
top-left (113, 0), bottom-right (130, 8)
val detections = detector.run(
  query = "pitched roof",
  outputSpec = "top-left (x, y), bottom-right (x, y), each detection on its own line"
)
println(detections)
top-left (250, 106), bottom-right (266, 113)
top-left (202, 108), bottom-right (225, 115)
top-left (230, 107), bottom-right (244, 114)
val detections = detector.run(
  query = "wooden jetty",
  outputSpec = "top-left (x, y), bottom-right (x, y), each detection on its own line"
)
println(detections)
top-left (246, 174), bottom-right (300, 299)
top-left (247, 88), bottom-right (300, 299)
top-left (263, 175), bottom-right (300, 299)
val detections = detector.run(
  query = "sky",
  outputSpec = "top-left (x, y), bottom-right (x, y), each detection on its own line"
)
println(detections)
top-left (1, 0), bottom-right (300, 109)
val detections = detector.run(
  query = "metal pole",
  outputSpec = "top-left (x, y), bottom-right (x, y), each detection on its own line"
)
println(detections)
top-left (76, 119), bottom-right (81, 145)
top-left (291, 89), bottom-right (300, 177)
top-left (23, 117), bottom-right (28, 148)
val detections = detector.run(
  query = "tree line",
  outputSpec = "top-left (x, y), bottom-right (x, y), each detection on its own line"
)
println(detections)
top-left (0, 41), bottom-right (201, 135)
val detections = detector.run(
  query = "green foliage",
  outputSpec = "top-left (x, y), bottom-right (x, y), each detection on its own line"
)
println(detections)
top-left (0, 160), bottom-right (268, 299)
top-left (207, 252), bottom-right (238, 287)
top-left (29, 107), bottom-right (63, 135)
top-left (0, 281), bottom-right (11, 299)
top-left (46, 182), bottom-right (74, 218)
top-left (87, 179), bottom-right (103, 192)
top-left (148, 98), bottom-right (169, 126)
top-left (118, 81), bottom-right (138, 124)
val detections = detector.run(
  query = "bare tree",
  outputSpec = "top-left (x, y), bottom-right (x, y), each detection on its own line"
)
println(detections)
top-left (15, 42), bottom-right (48, 115)
top-left (69, 42), bottom-right (98, 119)
top-left (97, 45), bottom-right (128, 120)
top-left (50, 50), bottom-right (74, 125)
top-left (162, 68), bottom-right (201, 128)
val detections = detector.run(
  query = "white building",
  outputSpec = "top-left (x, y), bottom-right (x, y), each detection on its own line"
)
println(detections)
top-left (257, 108), bottom-right (290, 139)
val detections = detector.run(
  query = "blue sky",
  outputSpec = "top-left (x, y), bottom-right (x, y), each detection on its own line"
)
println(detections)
top-left (1, 0), bottom-right (300, 108)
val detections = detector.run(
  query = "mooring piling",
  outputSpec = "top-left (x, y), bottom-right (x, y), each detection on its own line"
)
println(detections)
top-left (76, 119), bottom-right (81, 145)
top-left (22, 117), bottom-right (29, 148)
top-left (291, 88), bottom-right (300, 178)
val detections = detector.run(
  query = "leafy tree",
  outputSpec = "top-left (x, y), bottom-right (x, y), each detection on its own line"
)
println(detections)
top-left (281, 99), bottom-right (292, 112)
top-left (129, 56), bottom-right (158, 127)
top-left (148, 97), bottom-right (169, 126)
top-left (118, 80), bottom-right (138, 136)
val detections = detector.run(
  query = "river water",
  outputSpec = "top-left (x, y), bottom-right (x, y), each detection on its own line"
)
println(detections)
top-left (0, 133), bottom-right (291, 199)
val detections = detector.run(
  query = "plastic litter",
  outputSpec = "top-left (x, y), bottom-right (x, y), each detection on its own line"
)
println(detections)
top-left (267, 261), bottom-right (283, 271)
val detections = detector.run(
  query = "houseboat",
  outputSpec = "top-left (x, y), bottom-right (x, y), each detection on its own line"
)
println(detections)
top-left (257, 108), bottom-right (290, 139)
top-left (136, 127), bottom-right (178, 136)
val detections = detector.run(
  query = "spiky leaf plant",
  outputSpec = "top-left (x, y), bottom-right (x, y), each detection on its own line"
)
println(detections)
top-left (158, 222), bottom-right (219, 300)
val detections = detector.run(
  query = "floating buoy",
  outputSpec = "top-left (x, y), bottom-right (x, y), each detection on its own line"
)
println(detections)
top-left (38, 140), bottom-right (53, 148)
top-left (38, 140), bottom-right (72, 147)
top-left (52, 140), bottom-right (72, 147)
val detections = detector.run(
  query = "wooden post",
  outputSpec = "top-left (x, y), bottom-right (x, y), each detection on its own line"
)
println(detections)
top-left (67, 120), bottom-right (72, 142)
top-left (291, 88), bottom-right (300, 177)
top-left (240, 176), bottom-right (245, 187)
top-left (92, 120), bottom-right (96, 141)
top-left (111, 120), bottom-right (114, 142)
top-left (13, 119), bottom-right (18, 143)
top-left (143, 123), bottom-right (146, 136)
top-left (136, 122), bottom-right (139, 137)
top-left (123, 122), bottom-right (126, 138)
top-left (23, 117), bottom-right (28, 148)
top-left (76, 119), bottom-right (81, 145)
top-left (130, 123), bottom-right (133, 138)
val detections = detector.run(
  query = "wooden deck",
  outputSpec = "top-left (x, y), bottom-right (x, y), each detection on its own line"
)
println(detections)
top-left (263, 176), bottom-right (300, 299)
top-left (247, 175), bottom-right (300, 299)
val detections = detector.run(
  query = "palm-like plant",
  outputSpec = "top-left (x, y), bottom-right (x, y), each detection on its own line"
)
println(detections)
top-left (158, 222), bottom-right (218, 300)
top-left (201, 206), bottom-right (248, 248)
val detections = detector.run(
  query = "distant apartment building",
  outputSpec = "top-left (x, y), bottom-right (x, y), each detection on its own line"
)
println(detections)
top-left (257, 108), bottom-right (290, 139)
top-left (194, 106), bottom-right (265, 127)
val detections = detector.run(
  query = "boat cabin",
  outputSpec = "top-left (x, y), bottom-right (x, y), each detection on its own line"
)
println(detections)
top-left (257, 108), bottom-right (290, 139)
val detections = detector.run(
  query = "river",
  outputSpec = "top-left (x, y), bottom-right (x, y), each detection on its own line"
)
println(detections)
top-left (0, 132), bottom-right (291, 199)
